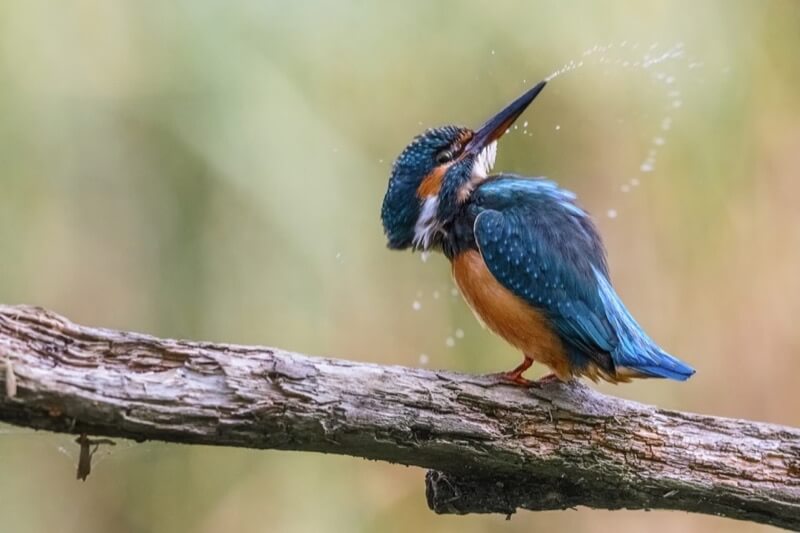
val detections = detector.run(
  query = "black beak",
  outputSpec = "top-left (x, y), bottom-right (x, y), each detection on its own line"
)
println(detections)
top-left (464, 80), bottom-right (547, 156)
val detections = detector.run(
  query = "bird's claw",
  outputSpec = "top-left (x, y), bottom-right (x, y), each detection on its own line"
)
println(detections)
top-left (491, 371), bottom-right (534, 387)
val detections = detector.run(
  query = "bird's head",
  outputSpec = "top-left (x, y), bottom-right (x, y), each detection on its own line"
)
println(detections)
top-left (381, 80), bottom-right (547, 251)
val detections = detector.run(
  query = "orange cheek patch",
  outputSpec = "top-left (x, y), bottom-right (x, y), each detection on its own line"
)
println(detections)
top-left (416, 163), bottom-right (452, 198)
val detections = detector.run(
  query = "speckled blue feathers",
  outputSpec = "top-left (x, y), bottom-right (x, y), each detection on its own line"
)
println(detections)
top-left (469, 175), bottom-right (695, 381)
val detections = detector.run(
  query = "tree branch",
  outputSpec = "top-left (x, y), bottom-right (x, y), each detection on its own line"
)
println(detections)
top-left (0, 304), bottom-right (798, 530)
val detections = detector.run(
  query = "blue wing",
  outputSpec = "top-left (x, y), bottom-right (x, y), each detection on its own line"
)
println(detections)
top-left (471, 175), bottom-right (694, 380)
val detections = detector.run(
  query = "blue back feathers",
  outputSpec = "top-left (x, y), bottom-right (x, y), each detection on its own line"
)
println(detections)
top-left (471, 175), bottom-right (695, 381)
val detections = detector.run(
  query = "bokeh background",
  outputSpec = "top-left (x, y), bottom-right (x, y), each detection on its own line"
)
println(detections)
top-left (1, 1), bottom-right (799, 532)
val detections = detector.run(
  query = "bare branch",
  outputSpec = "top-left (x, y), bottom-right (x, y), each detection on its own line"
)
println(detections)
top-left (0, 305), bottom-right (798, 530)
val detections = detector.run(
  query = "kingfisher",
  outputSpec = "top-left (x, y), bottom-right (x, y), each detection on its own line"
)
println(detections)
top-left (380, 80), bottom-right (695, 385)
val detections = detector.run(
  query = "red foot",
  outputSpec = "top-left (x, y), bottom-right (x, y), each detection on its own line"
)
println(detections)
top-left (492, 356), bottom-right (534, 387)
top-left (495, 371), bottom-right (533, 386)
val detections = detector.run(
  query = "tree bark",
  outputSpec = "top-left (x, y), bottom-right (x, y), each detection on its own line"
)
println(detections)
top-left (0, 304), bottom-right (798, 530)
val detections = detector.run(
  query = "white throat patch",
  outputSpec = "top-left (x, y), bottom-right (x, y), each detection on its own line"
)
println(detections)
top-left (413, 195), bottom-right (440, 250)
top-left (457, 141), bottom-right (497, 203)
top-left (472, 140), bottom-right (497, 180)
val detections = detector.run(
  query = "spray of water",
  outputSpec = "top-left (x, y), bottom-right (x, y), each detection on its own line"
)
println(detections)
top-left (541, 41), bottom-right (694, 219)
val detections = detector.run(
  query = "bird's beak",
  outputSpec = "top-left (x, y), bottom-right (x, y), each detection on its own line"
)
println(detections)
top-left (464, 80), bottom-right (547, 156)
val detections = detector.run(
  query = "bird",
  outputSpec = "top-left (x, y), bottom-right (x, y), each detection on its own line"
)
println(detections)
top-left (380, 80), bottom-right (695, 385)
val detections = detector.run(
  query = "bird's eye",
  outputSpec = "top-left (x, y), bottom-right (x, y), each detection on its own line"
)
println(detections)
top-left (436, 142), bottom-right (463, 165)
top-left (435, 151), bottom-right (452, 164)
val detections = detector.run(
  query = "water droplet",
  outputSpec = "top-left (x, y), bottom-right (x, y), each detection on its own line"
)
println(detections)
top-left (432, 290), bottom-right (440, 299)
top-left (491, 49), bottom-right (495, 55)
top-left (555, 125), bottom-right (561, 131)
top-left (607, 209), bottom-right (618, 219)
top-left (630, 178), bottom-right (640, 186)
top-left (420, 252), bottom-right (430, 263)
top-left (445, 337), bottom-right (456, 348)
top-left (419, 353), bottom-right (429, 365)
top-left (455, 329), bottom-right (465, 339)
top-left (640, 162), bottom-right (654, 172)
top-left (654, 137), bottom-right (665, 146)
top-left (523, 121), bottom-right (528, 128)
top-left (412, 301), bottom-right (422, 311)
top-left (672, 100), bottom-right (682, 108)
top-left (621, 184), bottom-right (631, 193)
top-left (661, 117), bottom-right (673, 130)
top-left (450, 288), bottom-right (459, 297)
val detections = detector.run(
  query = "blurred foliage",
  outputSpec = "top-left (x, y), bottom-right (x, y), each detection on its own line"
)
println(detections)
top-left (1, 0), bottom-right (799, 532)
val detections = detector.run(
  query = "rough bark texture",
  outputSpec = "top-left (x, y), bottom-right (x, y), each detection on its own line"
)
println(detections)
top-left (0, 304), bottom-right (798, 530)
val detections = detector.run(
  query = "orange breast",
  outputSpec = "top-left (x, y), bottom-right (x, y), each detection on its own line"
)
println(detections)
top-left (451, 250), bottom-right (572, 380)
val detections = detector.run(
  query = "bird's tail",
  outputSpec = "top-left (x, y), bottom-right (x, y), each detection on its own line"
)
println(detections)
top-left (592, 266), bottom-right (696, 382)
top-left (621, 348), bottom-right (696, 381)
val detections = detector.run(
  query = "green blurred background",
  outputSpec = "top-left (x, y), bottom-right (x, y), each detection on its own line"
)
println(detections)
top-left (1, 0), bottom-right (799, 531)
